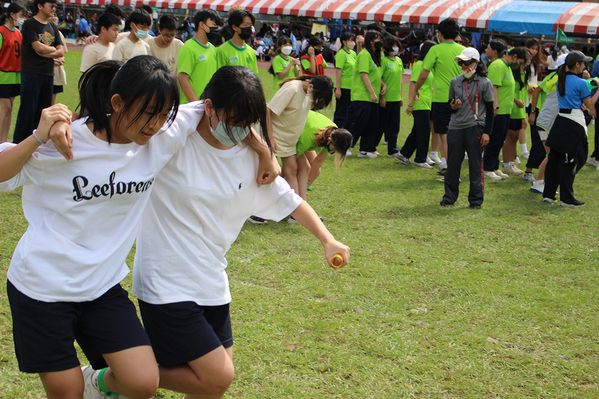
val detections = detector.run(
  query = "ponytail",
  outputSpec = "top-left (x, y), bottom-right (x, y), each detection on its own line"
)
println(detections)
top-left (557, 64), bottom-right (567, 97)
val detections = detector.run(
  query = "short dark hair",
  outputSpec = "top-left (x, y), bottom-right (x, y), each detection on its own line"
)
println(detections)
top-left (158, 15), bottom-right (177, 31)
top-left (340, 32), bottom-right (355, 43)
top-left (437, 18), bottom-right (460, 40)
top-left (104, 4), bottom-right (127, 20)
top-left (194, 9), bottom-right (223, 28)
top-left (32, 0), bottom-right (56, 15)
top-left (98, 13), bottom-right (122, 32)
top-left (128, 9), bottom-right (151, 26)
top-left (418, 40), bottom-right (436, 61)
top-left (228, 9), bottom-right (254, 30)
top-left (137, 4), bottom-right (154, 18)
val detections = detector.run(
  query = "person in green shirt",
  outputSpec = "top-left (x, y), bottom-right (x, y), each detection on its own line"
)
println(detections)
top-left (177, 9), bottom-right (223, 104)
top-left (398, 40), bottom-right (436, 167)
top-left (268, 35), bottom-right (300, 94)
top-left (483, 45), bottom-right (526, 180)
top-left (293, 111), bottom-right (352, 201)
top-left (333, 31), bottom-right (356, 128)
top-left (376, 36), bottom-right (405, 156)
top-left (502, 53), bottom-right (531, 177)
top-left (344, 31), bottom-right (385, 158)
top-left (413, 17), bottom-right (465, 174)
top-left (216, 9), bottom-right (258, 74)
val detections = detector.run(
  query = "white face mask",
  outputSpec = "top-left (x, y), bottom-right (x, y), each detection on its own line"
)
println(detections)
top-left (392, 47), bottom-right (399, 55)
top-left (281, 46), bottom-right (292, 55)
top-left (210, 120), bottom-right (250, 146)
top-left (346, 42), bottom-right (355, 50)
top-left (14, 17), bottom-right (25, 27)
top-left (119, 20), bottom-right (125, 31)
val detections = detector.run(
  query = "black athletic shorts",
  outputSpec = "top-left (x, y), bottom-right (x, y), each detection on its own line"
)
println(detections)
top-left (431, 102), bottom-right (453, 134)
top-left (509, 118), bottom-right (523, 131)
top-left (0, 83), bottom-right (20, 98)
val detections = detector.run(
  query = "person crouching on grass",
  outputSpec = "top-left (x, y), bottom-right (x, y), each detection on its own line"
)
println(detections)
top-left (440, 48), bottom-right (494, 209)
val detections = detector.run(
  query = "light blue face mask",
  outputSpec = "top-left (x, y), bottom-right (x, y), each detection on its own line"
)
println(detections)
top-left (210, 120), bottom-right (250, 146)
top-left (135, 26), bottom-right (148, 39)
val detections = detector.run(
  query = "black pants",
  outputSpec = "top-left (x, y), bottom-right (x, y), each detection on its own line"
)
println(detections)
top-left (443, 126), bottom-right (484, 206)
top-left (483, 114), bottom-right (510, 172)
top-left (401, 109), bottom-right (430, 163)
top-left (526, 113), bottom-right (547, 169)
top-left (333, 88), bottom-right (351, 128)
top-left (345, 101), bottom-right (379, 152)
top-left (543, 149), bottom-right (577, 203)
top-left (13, 72), bottom-right (54, 144)
top-left (375, 101), bottom-right (401, 155)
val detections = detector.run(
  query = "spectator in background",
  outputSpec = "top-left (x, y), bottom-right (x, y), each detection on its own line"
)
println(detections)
top-left (76, 12), bottom-right (88, 46)
top-left (300, 36), bottom-right (328, 76)
top-left (13, 0), bottom-right (64, 144)
top-left (112, 9), bottom-right (151, 62)
top-left (216, 9), bottom-right (258, 74)
top-left (219, 4), bottom-right (242, 44)
top-left (333, 31), bottom-right (356, 128)
top-left (49, 16), bottom-right (66, 105)
top-left (147, 15), bottom-right (184, 75)
top-left (80, 12), bottom-right (121, 72)
top-left (90, 12), bottom-right (97, 34)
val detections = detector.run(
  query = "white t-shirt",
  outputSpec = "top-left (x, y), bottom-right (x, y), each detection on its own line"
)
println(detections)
top-left (147, 36), bottom-right (184, 75)
top-left (133, 130), bottom-right (302, 307)
top-left (80, 41), bottom-right (115, 72)
top-left (113, 36), bottom-right (151, 62)
top-left (1, 102), bottom-right (204, 302)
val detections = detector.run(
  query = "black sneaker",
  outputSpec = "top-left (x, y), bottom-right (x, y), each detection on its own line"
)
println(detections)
top-left (436, 167), bottom-right (447, 176)
top-left (248, 215), bottom-right (268, 224)
top-left (469, 204), bottom-right (482, 209)
top-left (439, 200), bottom-right (454, 207)
top-left (561, 200), bottom-right (585, 208)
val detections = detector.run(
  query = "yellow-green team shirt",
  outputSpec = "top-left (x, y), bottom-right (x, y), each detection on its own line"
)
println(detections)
top-left (216, 40), bottom-right (258, 74)
top-left (422, 41), bottom-right (465, 103)
top-left (411, 60), bottom-right (433, 111)
top-left (272, 54), bottom-right (299, 94)
top-left (487, 58), bottom-right (515, 115)
top-left (380, 56), bottom-right (404, 102)
top-left (335, 48), bottom-right (356, 90)
top-left (511, 72), bottom-right (527, 119)
top-left (177, 38), bottom-right (217, 104)
top-left (296, 111), bottom-right (335, 156)
top-left (351, 50), bottom-right (382, 102)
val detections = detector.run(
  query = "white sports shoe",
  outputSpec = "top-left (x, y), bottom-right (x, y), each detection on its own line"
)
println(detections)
top-left (520, 151), bottom-right (530, 159)
top-left (83, 366), bottom-right (105, 399)
top-left (425, 156), bottom-right (436, 166)
top-left (522, 173), bottom-right (536, 182)
top-left (587, 156), bottom-right (599, 168)
top-left (393, 152), bottom-right (410, 164)
top-left (494, 169), bottom-right (509, 179)
top-left (510, 164), bottom-right (524, 176)
top-left (429, 153), bottom-right (442, 165)
top-left (346, 149), bottom-right (352, 156)
top-left (530, 180), bottom-right (544, 194)
top-left (357, 151), bottom-right (378, 158)
top-left (484, 171), bottom-right (502, 180)
top-left (412, 161), bottom-right (433, 169)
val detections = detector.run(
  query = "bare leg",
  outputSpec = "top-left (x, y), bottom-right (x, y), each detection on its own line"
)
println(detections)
top-left (281, 155), bottom-right (299, 195)
top-left (52, 93), bottom-right (58, 106)
top-left (0, 97), bottom-right (14, 142)
top-left (430, 121), bottom-right (439, 152)
top-left (503, 129), bottom-right (518, 164)
top-left (296, 154), bottom-right (310, 200)
top-left (102, 345), bottom-right (159, 399)
top-left (537, 142), bottom-right (549, 181)
top-left (39, 367), bottom-right (85, 399)
top-left (439, 133), bottom-right (447, 162)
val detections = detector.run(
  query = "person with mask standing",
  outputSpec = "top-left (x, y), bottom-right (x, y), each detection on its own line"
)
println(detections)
top-left (300, 35), bottom-right (328, 76)
top-left (112, 9), bottom-right (151, 62)
top-left (333, 32), bottom-right (356, 128)
top-left (215, 9), bottom-right (258, 74)
top-left (178, 9), bottom-right (223, 104)
top-left (269, 35), bottom-right (300, 94)
top-left (0, 2), bottom-right (26, 143)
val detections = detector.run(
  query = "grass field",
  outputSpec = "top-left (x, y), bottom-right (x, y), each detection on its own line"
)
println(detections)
top-left (1, 50), bottom-right (599, 398)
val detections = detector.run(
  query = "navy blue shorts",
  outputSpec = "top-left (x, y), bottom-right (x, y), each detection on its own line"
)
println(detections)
top-left (7, 280), bottom-right (151, 373)
top-left (431, 102), bottom-right (452, 134)
top-left (0, 83), bottom-right (20, 98)
top-left (139, 300), bottom-right (233, 368)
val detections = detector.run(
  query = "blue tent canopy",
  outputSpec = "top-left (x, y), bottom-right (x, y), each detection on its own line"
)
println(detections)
top-left (487, 1), bottom-right (576, 36)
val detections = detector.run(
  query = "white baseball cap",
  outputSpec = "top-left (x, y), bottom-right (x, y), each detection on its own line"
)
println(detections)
top-left (454, 47), bottom-right (480, 62)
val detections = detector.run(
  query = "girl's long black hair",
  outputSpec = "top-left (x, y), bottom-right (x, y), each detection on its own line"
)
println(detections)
top-left (364, 31), bottom-right (383, 67)
top-left (201, 66), bottom-right (271, 149)
top-left (0, 2), bottom-right (26, 26)
top-left (507, 47), bottom-right (531, 90)
top-left (78, 56), bottom-right (180, 143)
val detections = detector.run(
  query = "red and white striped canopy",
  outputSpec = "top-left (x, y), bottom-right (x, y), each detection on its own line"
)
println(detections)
top-left (554, 2), bottom-right (599, 35)
top-left (62, 0), bottom-right (513, 28)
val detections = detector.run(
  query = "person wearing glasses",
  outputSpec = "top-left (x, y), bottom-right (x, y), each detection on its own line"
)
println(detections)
top-left (147, 15), bottom-right (184, 75)
top-left (440, 48), bottom-right (494, 209)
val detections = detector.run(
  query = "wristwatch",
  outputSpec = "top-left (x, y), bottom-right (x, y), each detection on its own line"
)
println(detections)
top-left (494, 106), bottom-right (500, 110)
top-left (530, 109), bottom-right (537, 113)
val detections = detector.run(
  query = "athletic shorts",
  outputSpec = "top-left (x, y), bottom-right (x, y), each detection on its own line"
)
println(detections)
top-left (139, 300), bottom-right (233, 368)
top-left (431, 102), bottom-right (452, 134)
top-left (0, 83), bottom-right (20, 98)
top-left (509, 118), bottom-right (523, 131)
top-left (53, 85), bottom-right (63, 94)
top-left (7, 280), bottom-right (151, 373)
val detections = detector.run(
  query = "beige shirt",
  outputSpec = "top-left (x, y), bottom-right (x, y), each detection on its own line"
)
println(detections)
top-left (54, 31), bottom-right (67, 86)
top-left (80, 41), bottom-right (115, 72)
top-left (146, 37), bottom-right (184, 75)
top-left (268, 80), bottom-right (311, 157)
top-left (113, 36), bottom-right (150, 62)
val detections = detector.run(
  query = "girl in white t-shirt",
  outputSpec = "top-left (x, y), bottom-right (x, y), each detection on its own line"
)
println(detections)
top-left (0, 56), bottom-right (202, 399)
top-left (133, 65), bottom-right (350, 398)
top-left (268, 75), bottom-right (334, 201)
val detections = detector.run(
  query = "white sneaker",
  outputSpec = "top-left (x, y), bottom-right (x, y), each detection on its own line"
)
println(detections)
top-left (429, 153), bottom-right (442, 165)
top-left (83, 366), bottom-right (106, 399)
top-left (494, 169), bottom-right (509, 179)
top-left (393, 152), bottom-right (410, 164)
top-left (510, 164), bottom-right (524, 176)
top-left (587, 156), bottom-right (599, 167)
top-left (288, 216), bottom-right (299, 224)
top-left (514, 155), bottom-right (521, 164)
top-left (530, 180), bottom-right (544, 194)
top-left (425, 156), bottom-right (435, 166)
top-left (412, 161), bottom-right (433, 169)
top-left (464, 151), bottom-right (469, 160)
top-left (484, 170), bottom-right (502, 180)
top-left (501, 166), bottom-right (522, 176)
top-left (346, 149), bottom-right (352, 156)
top-left (522, 173), bottom-right (536, 182)
top-left (520, 151), bottom-right (530, 159)
top-left (357, 151), bottom-right (378, 158)
top-left (543, 197), bottom-right (557, 203)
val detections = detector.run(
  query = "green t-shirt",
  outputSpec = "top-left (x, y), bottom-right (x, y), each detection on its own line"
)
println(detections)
top-left (351, 50), bottom-right (382, 102)
top-left (411, 60), bottom-right (433, 111)
top-left (335, 48), bottom-right (356, 90)
top-left (421, 41), bottom-right (465, 103)
top-left (177, 38), bottom-right (217, 104)
top-left (296, 111), bottom-right (335, 156)
top-left (487, 58), bottom-right (515, 115)
top-left (272, 54), bottom-right (299, 94)
top-left (511, 72), bottom-right (528, 119)
top-left (380, 56), bottom-right (404, 102)
top-left (216, 40), bottom-right (258, 74)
